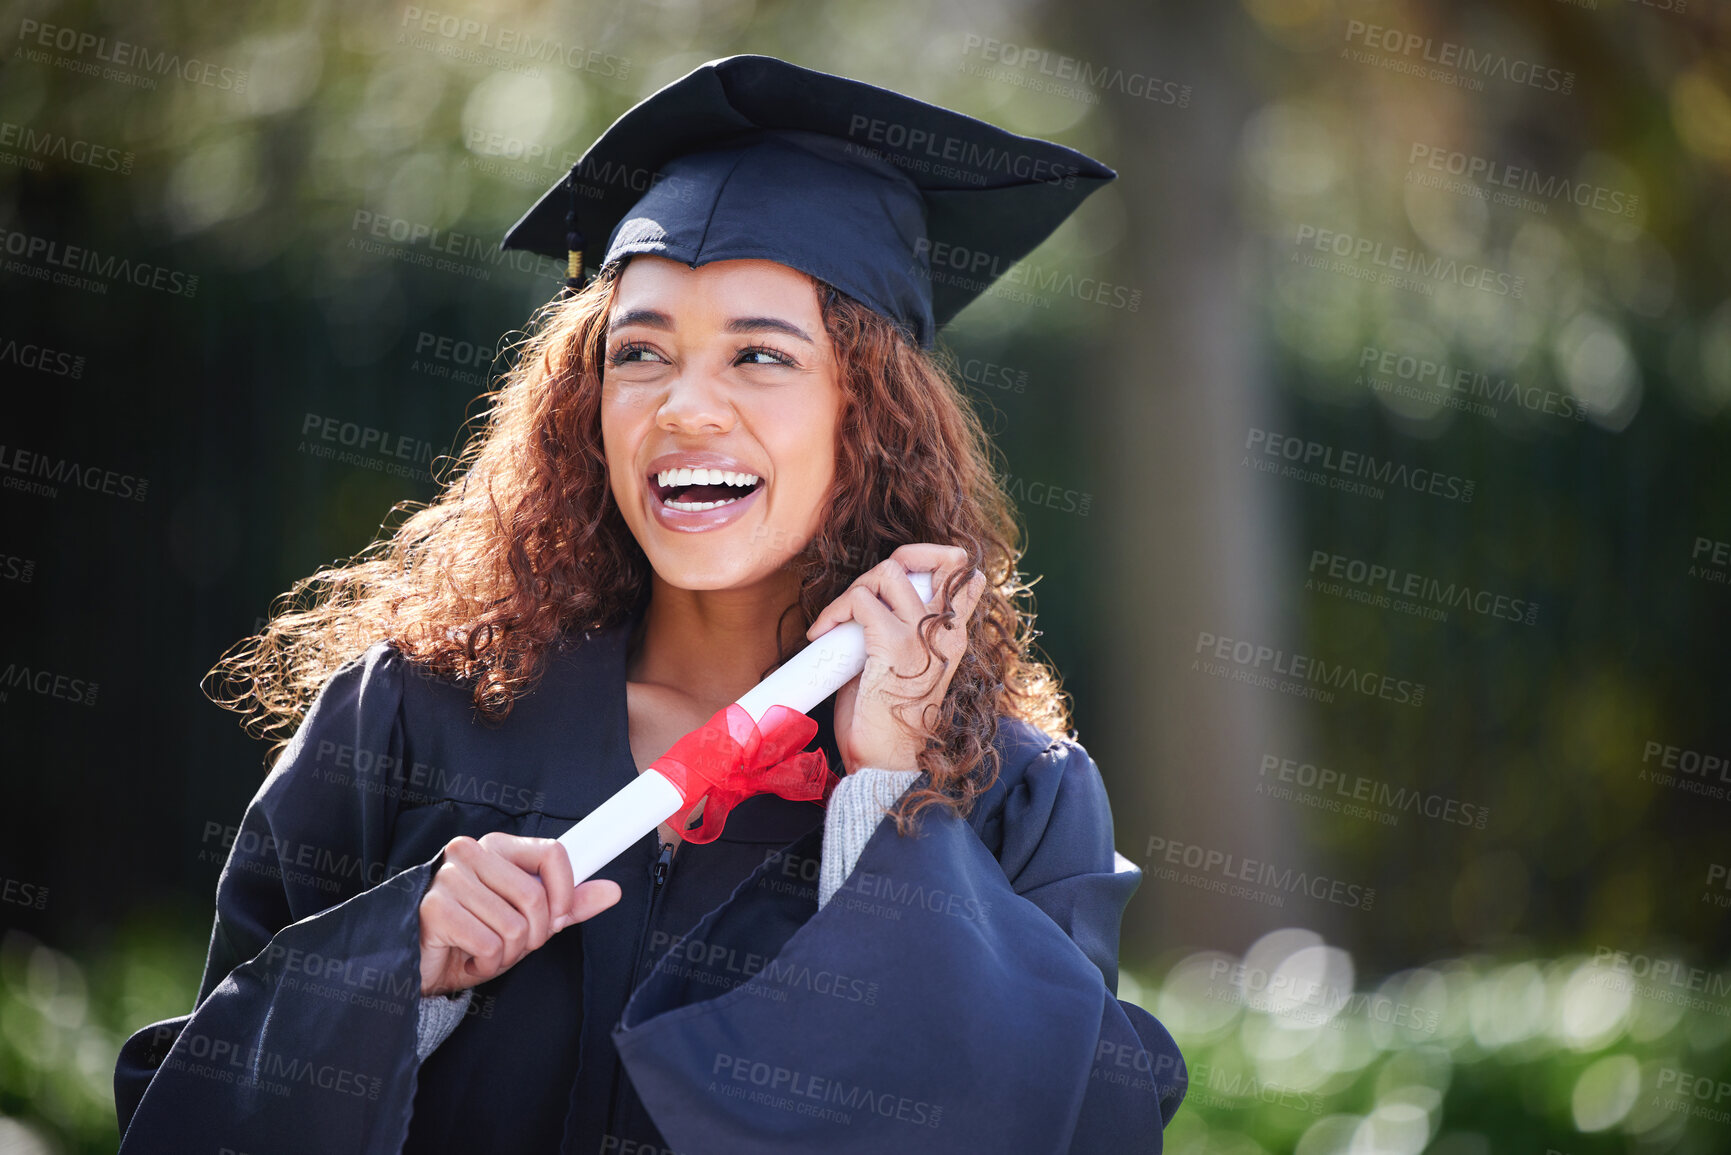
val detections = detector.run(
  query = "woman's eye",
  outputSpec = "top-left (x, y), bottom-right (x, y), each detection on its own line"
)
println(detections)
top-left (736, 345), bottom-right (796, 367)
top-left (608, 341), bottom-right (662, 366)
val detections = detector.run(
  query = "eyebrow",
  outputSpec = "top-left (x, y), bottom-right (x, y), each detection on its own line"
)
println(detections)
top-left (726, 316), bottom-right (814, 344)
top-left (608, 308), bottom-right (814, 345)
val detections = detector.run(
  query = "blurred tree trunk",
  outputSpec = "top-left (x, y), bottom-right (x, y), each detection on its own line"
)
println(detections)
top-left (1052, 0), bottom-right (1305, 959)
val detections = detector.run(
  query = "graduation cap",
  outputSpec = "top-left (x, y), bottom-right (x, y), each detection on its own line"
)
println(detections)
top-left (499, 54), bottom-right (1115, 348)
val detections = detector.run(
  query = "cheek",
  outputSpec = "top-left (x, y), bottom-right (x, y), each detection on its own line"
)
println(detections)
top-left (769, 399), bottom-right (841, 492)
top-left (598, 396), bottom-right (640, 493)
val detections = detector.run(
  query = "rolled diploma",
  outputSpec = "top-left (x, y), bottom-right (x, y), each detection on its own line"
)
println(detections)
top-left (556, 571), bottom-right (933, 885)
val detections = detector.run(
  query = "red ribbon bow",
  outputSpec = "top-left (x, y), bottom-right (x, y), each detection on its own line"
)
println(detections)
top-left (652, 703), bottom-right (837, 844)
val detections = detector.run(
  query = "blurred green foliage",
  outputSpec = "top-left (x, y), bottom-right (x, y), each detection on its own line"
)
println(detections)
top-left (10, 923), bottom-right (1731, 1153)
top-left (1, 924), bottom-right (206, 1154)
top-left (5, 0), bottom-right (1731, 1150)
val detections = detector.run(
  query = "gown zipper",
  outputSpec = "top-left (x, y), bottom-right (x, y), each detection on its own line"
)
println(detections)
top-left (604, 838), bottom-right (676, 1139)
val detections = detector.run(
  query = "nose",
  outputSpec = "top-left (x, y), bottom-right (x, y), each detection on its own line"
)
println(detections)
top-left (656, 369), bottom-right (735, 435)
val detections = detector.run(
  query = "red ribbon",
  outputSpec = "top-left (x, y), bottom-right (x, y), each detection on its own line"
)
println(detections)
top-left (652, 703), bottom-right (837, 844)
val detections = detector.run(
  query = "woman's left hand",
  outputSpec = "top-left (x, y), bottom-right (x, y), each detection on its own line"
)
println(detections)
top-left (805, 544), bottom-right (988, 774)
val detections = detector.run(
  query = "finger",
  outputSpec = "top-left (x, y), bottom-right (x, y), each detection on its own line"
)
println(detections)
top-left (886, 544), bottom-right (971, 603)
top-left (851, 592), bottom-right (940, 687)
top-left (805, 596), bottom-right (854, 640)
top-left (477, 834), bottom-right (574, 929)
top-left (469, 835), bottom-right (556, 948)
top-left (443, 863), bottom-right (535, 961)
top-left (423, 886), bottom-right (505, 980)
top-left (806, 575), bottom-right (875, 639)
top-left (811, 562), bottom-right (926, 636)
top-left (523, 838), bottom-right (576, 927)
top-left (948, 569), bottom-right (989, 627)
top-left (478, 831), bottom-right (566, 876)
top-left (848, 584), bottom-right (920, 655)
top-left (872, 559), bottom-right (932, 624)
top-left (804, 577), bottom-right (853, 638)
top-left (569, 879), bottom-right (622, 924)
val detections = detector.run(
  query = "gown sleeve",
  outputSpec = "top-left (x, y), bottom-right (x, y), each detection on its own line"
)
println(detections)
top-left (612, 734), bottom-right (1188, 1153)
top-left (113, 644), bottom-right (447, 1154)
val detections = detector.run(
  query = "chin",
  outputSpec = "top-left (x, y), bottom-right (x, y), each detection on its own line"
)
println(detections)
top-left (646, 551), bottom-right (772, 593)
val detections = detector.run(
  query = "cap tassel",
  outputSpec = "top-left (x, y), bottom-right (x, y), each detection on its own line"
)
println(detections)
top-left (561, 170), bottom-right (586, 296)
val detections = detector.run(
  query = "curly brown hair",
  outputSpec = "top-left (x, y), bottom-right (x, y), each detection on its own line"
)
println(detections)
top-left (206, 260), bottom-right (1073, 832)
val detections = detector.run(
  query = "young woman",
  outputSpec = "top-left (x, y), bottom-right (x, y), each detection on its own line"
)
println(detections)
top-left (114, 54), bottom-right (1187, 1153)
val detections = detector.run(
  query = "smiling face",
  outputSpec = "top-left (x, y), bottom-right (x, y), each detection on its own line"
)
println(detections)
top-left (600, 255), bottom-right (845, 592)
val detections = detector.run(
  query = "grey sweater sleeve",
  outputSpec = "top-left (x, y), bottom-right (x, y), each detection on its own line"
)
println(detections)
top-left (817, 766), bottom-right (922, 910)
top-left (415, 988), bottom-right (473, 1061)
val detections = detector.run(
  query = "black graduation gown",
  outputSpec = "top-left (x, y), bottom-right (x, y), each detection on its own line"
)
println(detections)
top-left (114, 597), bottom-right (1187, 1152)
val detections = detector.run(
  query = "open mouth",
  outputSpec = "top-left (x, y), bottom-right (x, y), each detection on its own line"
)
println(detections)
top-left (650, 467), bottom-right (765, 513)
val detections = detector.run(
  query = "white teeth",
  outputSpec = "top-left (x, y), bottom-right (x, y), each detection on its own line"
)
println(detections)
top-left (654, 467), bottom-right (762, 488)
top-left (664, 493), bottom-right (749, 512)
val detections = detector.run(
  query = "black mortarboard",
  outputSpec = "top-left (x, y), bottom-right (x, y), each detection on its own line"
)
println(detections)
top-left (499, 54), bottom-right (1115, 348)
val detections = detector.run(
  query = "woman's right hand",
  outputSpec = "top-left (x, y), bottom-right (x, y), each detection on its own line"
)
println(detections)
top-left (419, 833), bottom-right (623, 997)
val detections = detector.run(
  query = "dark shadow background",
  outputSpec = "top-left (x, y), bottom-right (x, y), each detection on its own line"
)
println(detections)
top-left (4, 0), bottom-right (1730, 1150)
